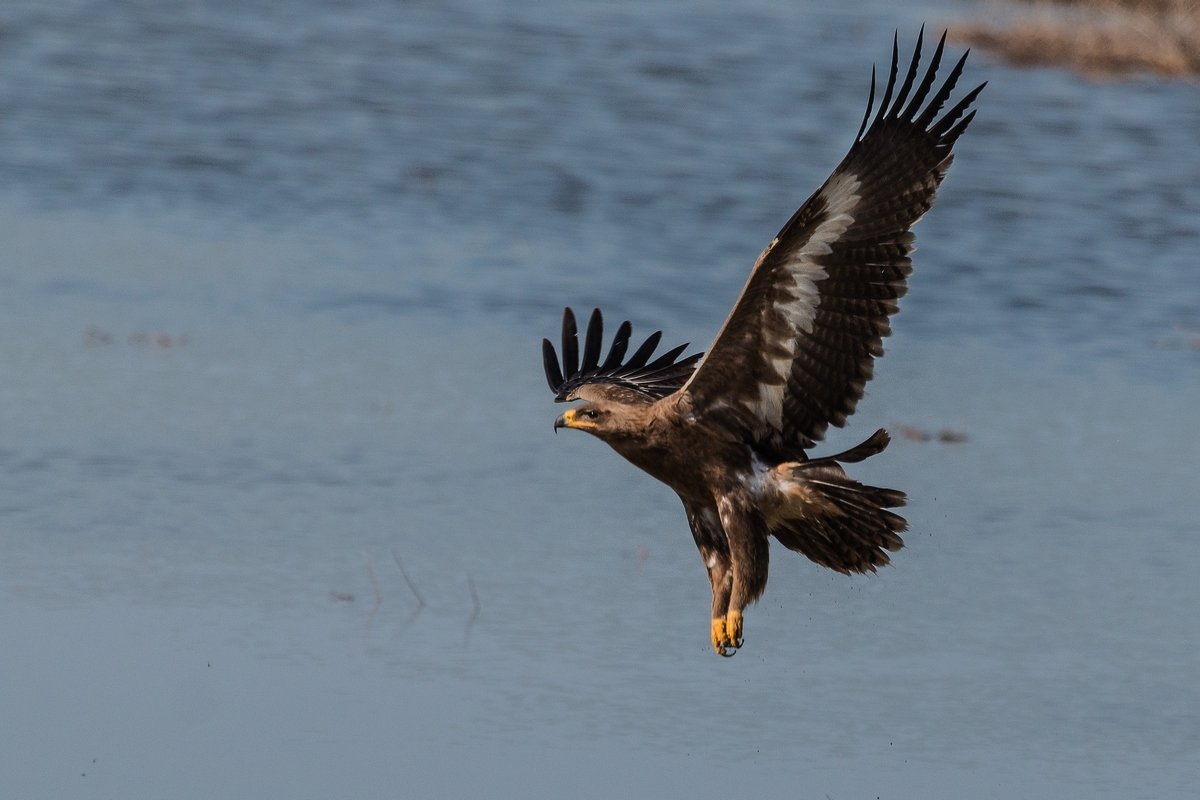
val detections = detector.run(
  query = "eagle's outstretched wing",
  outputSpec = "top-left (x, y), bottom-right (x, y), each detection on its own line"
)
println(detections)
top-left (680, 29), bottom-right (985, 451)
top-left (543, 307), bottom-right (703, 402)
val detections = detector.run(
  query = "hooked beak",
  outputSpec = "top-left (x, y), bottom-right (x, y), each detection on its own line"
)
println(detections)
top-left (553, 408), bottom-right (576, 434)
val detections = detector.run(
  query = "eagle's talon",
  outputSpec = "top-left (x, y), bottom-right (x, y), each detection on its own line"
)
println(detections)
top-left (711, 616), bottom-right (740, 655)
top-left (711, 617), bottom-right (729, 655)
top-left (726, 609), bottom-right (744, 649)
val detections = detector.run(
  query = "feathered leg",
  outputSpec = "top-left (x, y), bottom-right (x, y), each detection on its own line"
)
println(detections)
top-left (685, 501), bottom-right (738, 656)
top-left (716, 493), bottom-right (771, 656)
top-left (706, 554), bottom-right (734, 655)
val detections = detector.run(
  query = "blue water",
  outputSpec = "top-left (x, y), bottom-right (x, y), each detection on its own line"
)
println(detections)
top-left (1, 1), bottom-right (1197, 798)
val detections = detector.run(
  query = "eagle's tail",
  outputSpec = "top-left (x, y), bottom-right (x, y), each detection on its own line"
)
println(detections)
top-left (764, 458), bottom-right (907, 575)
top-left (816, 427), bottom-right (891, 464)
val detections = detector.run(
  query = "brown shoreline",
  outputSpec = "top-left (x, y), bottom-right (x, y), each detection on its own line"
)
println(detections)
top-left (948, 0), bottom-right (1200, 78)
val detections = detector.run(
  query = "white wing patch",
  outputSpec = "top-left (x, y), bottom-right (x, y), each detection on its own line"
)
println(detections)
top-left (743, 172), bottom-right (862, 424)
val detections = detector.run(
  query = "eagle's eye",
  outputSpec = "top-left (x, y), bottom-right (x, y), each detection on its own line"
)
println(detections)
top-left (581, 408), bottom-right (601, 421)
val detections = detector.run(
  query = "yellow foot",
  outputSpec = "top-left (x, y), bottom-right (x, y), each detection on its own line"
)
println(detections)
top-left (711, 613), bottom-right (743, 657)
top-left (726, 609), bottom-right (743, 649)
top-left (711, 617), bottom-right (734, 657)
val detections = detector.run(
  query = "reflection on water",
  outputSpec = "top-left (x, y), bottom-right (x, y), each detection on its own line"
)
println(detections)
top-left (0, 1), bottom-right (1197, 798)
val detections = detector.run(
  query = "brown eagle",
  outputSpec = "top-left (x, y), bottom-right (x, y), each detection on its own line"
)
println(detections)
top-left (543, 30), bottom-right (984, 656)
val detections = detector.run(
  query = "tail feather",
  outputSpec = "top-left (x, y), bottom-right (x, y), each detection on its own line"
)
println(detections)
top-left (766, 460), bottom-right (907, 574)
top-left (815, 428), bottom-right (892, 465)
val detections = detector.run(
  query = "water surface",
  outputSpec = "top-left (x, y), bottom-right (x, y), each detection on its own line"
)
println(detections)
top-left (1, 1), bottom-right (1197, 797)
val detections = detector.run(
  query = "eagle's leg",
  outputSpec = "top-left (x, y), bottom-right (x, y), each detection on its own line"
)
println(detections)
top-left (700, 545), bottom-right (735, 656)
top-left (718, 496), bottom-right (771, 654)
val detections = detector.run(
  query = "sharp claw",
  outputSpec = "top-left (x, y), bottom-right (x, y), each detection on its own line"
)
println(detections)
top-left (711, 616), bottom-right (740, 656)
top-left (726, 609), bottom-right (744, 649)
top-left (711, 617), bottom-right (728, 656)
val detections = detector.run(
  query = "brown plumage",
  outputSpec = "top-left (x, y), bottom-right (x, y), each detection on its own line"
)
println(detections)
top-left (544, 30), bottom-right (984, 656)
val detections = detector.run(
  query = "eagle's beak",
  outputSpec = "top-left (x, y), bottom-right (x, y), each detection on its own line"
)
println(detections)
top-left (553, 410), bottom-right (571, 433)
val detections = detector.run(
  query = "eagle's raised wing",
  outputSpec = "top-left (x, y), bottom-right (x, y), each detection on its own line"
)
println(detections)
top-left (543, 307), bottom-right (703, 402)
top-left (680, 30), bottom-right (984, 451)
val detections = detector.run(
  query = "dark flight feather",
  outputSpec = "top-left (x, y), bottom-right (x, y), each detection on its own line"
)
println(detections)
top-left (680, 28), bottom-right (986, 451)
top-left (542, 307), bottom-right (703, 402)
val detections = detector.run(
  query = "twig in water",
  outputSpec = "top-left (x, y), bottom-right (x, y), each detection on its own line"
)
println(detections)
top-left (391, 550), bottom-right (427, 622)
top-left (464, 573), bottom-right (481, 644)
top-left (362, 552), bottom-right (384, 632)
top-left (363, 552), bottom-right (383, 612)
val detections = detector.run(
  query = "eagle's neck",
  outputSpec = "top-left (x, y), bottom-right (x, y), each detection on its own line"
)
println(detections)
top-left (603, 397), bottom-right (735, 503)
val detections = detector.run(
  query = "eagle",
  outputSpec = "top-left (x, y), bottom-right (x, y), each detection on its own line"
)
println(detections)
top-left (543, 30), bottom-right (984, 656)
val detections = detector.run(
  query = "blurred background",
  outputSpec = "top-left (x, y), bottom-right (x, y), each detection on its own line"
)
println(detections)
top-left (1, 1), bottom-right (1196, 797)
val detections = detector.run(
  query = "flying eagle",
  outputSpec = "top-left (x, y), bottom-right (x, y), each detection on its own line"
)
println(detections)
top-left (543, 30), bottom-right (984, 656)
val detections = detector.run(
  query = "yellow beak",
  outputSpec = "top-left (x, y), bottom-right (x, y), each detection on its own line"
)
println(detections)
top-left (553, 408), bottom-right (589, 432)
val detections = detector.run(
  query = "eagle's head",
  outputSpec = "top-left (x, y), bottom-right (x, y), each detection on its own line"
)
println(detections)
top-left (553, 383), bottom-right (651, 442)
top-left (543, 307), bottom-right (700, 443)
top-left (543, 308), bottom-right (702, 432)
